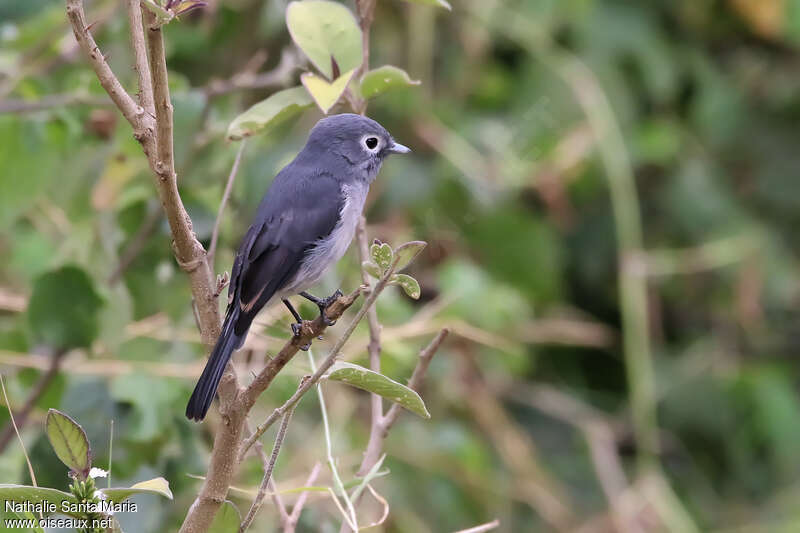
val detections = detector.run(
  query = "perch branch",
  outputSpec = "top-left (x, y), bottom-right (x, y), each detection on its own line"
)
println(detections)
top-left (240, 254), bottom-right (402, 460)
top-left (181, 289), bottom-right (361, 533)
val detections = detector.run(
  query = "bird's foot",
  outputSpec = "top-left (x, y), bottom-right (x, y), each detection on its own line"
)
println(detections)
top-left (291, 321), bottom-right (312, 351)
top-left (300, 290), bottom-right (343, 327)
top-left (319, 289), bottom-right (343, 326)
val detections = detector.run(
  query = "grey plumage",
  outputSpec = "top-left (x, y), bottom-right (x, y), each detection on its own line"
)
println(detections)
top-left (186, 113), bottom-right (409, 421)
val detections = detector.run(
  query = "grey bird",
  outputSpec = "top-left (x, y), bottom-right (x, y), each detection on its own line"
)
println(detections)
top-left (186, 113), bottom-right (410, 421)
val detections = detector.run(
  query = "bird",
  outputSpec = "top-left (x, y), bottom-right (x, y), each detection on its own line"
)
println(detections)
top-left (185, 113), bottom-right (410, 421)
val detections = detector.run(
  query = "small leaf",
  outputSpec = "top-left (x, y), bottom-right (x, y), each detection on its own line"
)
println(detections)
top-left (394, 274), bottom-right (421, 299)
top-left (208, 500), bottom-right (241, 533)
top-left (101, 477), bottom-right (173, 502)
top-left (28, 266), bottom-right (103, 350)
top-left (401, 0), bottom-right (452, 9)
top-left (0, 485), bottom-right (79, 516)
top-left (301, 69), bottom-right (356, 114)
top-left (327, 362), bottom-right (430, 418)
top-left (362, 261), bottom-right (382, 279)
top-left (370, 242), bottom-right (393, 271)
top-left (360, 65), bottom-right (421, 99)
top-left (393, 240), bottom-right (427, 271)
top-left (227, 86), bottom-right (313, 141)
top-left (45, 409), bottom-right (91, 477)
top-left (286, 1), bottom-right (362, 79)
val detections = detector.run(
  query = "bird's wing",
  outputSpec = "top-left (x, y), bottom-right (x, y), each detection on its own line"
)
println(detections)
top-left (227, 172), bottom-right (343, 334)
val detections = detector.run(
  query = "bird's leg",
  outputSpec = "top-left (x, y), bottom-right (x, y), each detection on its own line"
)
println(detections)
top-left (299, 290), bottom-right (343, 326)
top-left (282, 298), bottom-right (311, 350)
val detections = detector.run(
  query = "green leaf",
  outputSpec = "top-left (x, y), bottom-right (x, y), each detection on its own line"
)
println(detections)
top-left (400, 0), bottom-right (452, 9)
top-left (393, 273), bottom-right (421, 299)
top-left (301, 68), bottom-right (356, 114)
top-left (45, 409), bottom-right (91, 477)
top-left (360, 65), bottom-right (421, 99)
top-left (28, 266), bottom-right (103, 350)
top-left (226, 86), bottom-right (313, 141)
top-left (208, 500), bottom-right (241, 533)
top-left (362, 261), bottom-right (382, 279)
top-left (370, 242), bottom-right (393, 271)
top-left (101, 477), bottom-right (174, 502)
top-left (326, 362), bottom-right (430, 418)
top-left (286, 1), bottom-right (362, 79)
top-left (0, 485), bottom-right (79, 516)
top-left (393, 240), bottom-right (427, 271)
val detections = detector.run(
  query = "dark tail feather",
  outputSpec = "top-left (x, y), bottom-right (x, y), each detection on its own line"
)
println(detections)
top-left (185, 309), bottom-right (246, 421)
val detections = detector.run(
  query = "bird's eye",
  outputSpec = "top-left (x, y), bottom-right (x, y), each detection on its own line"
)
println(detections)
top-left (364, 137), bottom-right (379, 150)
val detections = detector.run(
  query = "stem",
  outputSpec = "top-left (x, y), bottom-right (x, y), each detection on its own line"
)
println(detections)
top-left (239, 406), bottom-right (296, 533)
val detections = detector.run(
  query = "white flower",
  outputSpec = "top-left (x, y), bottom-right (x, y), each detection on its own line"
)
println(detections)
top-left (89, 467), bottom-right (108, 479)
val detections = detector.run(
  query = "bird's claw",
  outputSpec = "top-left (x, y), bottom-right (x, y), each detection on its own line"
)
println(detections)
top-left (291, 321), bottom-right (312, 350)
top-left (291, 322), bottom-right (303, 337)
top-left (318, 289), bottom-right (343, 326)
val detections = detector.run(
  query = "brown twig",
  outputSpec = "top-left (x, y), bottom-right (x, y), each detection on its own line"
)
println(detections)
top-left (240, 405), bottom-right (296, 532)
top-left (209, 140), bottom-right (247, 266)
top-left (284, 462), bottom-right (321, 533)
top-left (243, 421), bottom-right (290, 527)
top-left (354, 218), bottom-right (385, 475)
top-left (0, 349), bottom-right (67, 453)
top-left (0, 94), bottom-right (112, 114)
top-left (67, 0), bottom-right (221, 348)
top-left (182, 288), bottom-right (361, 533)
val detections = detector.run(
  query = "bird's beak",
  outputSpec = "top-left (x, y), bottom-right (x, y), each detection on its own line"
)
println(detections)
top-left (388, 141), bottom-right (411, 154)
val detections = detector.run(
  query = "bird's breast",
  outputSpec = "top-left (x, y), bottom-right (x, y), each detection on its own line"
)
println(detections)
top-left (283, 182), bottom-right (368, 294)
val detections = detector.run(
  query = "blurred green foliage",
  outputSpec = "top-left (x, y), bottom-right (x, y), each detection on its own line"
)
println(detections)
top-left (2, 0), bottom-right (800, 531)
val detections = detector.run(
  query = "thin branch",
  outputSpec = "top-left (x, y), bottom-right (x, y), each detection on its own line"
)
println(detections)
top-left (0, 94), bottom-right (112, 114)
top-left (355, 328), bottom-right (448, 480)
top-left (126, 0), bottom-right (155, 116)
top-left (312, 350), bottom-right (358, 529)
top-left (243, 421), bottom-right (290, 527)
top-left (239, 406), bottom-right (296, 533)
top-left (284, 462), bottom-right (321, 533)
top-left (354, 218), bottom-right (385, 475)
top-left (240, 255), bottom-right (402, 460)
top-left (65, 0), bottom-right (149, 133)
top-left (183, 289), bottom-right (361, 533)
top-left (209, 140), bottom-right (247, 266)
top-left (380, 328), bottom-right (448, 433)
top-left (0, 349), bottom-right (67, 453)
top-left (205, 48), bottom-right (302, 98)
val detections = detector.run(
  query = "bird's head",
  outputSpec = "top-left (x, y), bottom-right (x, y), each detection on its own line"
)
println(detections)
top-left (306, 113), bottom-right (410, 182)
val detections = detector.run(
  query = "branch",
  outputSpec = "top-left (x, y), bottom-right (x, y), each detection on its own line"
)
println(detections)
top-left (66, 0), bottom-right (221, 347)
top-left (181, 289), bottom-right (361, 533)
top-left (354, 218), bottom-right (385, 474)
top-left (0, 349), bottom-right (67, 453)
top-left (126, 0), bottom-right (154, 116)
top-left (379, 328), bottom-right (448, 435)
top-left (209, 140), bottom-right (247, 266)
top-left (0, 94), bottom-right (111, 114)
top-left (284, 463), bottom-right (321, 533)
top-left (240, 256), bottom-right (402, 460)
top-left (243, 421), bottom-right (290, 527)
top-left (65, 0), bottom-right (152, 136)
top-left (240, 406), bottom-right (296, 532)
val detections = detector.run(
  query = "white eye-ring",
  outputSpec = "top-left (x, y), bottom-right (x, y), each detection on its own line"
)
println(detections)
top-left (362, 135), bottom-right (380, 152)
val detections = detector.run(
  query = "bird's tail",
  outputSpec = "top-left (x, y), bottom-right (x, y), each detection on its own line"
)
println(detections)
top-left (185, 307), bottom-right (246, 421)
